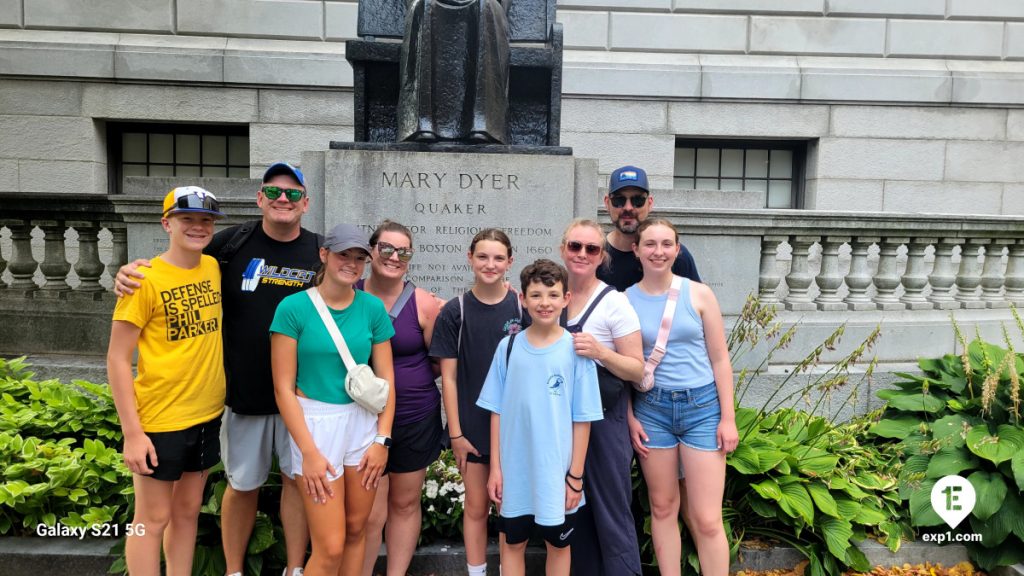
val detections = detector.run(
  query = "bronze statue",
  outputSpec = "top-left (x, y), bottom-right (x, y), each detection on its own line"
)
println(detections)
top-left (397, 0), bottom-right (511, 144)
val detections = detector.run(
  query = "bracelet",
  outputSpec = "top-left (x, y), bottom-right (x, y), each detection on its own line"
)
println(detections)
top-left (449, 434), bottom-right (464, 440)
top-left (564, 476), bottom-right (583, 493)
top-left (566, 470), bottom-right (584, 481)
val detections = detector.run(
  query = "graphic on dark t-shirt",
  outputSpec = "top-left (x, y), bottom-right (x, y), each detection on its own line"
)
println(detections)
top-left (205, 225), bottom-right (321, 415)
top-left (429, 290), bottom-right (529, 456)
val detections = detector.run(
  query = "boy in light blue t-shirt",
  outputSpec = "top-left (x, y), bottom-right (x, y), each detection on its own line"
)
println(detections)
top-left (477, 259), bottom-right (603, 576)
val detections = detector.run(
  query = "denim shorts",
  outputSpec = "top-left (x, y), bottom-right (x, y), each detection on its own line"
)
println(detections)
top-left (633, 382), bottom-right (721, 451)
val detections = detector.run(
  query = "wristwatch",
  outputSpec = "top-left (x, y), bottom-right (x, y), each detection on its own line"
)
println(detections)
top-left (373, 435), bottom-right (392, 448)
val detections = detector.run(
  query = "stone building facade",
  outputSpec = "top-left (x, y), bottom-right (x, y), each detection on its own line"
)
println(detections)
top-left (0, 0), bottom-right (1022, 213)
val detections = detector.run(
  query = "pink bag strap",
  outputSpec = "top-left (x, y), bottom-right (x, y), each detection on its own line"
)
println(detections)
top-left (638, 276), bottom-right (683, 392)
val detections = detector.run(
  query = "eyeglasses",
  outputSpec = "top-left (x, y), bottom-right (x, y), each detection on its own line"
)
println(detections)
top-left (376, 241), bottom-right (414, 262)
top-left (565, 241), bottom-right (602, 256)
top-left (261, 186), bottom-right (306, 202)
top-left (609, 194), bottom-right (648, 209)
top-left (164, 194), bottom-right (221, 216)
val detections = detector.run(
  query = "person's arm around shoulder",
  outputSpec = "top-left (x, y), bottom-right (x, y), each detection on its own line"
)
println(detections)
top-left (107, 320), bottom-right (155, 475)
top-left (692, 282), bottom-right (738, 453)
top-left (112, 259), bottom-right (153, 297)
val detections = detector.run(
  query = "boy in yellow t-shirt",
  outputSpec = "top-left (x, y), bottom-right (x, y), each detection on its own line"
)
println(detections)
top-left (107, 186), bottom-right (227, 576)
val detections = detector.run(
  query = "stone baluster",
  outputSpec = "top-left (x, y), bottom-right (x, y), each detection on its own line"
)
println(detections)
top-left (1003, 240), bottom-right (1024, 306)
top-left (844, 236), bottom-right (878, 311)
top-left (872, 237), bottom-right (907, 310)
top-left (784, 235), bottom-right (819, 311)
top-left (900, 237), bottom-right (936, 310)
top-left (7, 223), bottom-right (39, 292)
top-left (980, 239), bottom-right (1012, 308)
top-left (35, 220), bottom-right (71, 294)
top-left (955, 239), bottom-right (988, 309)
top-left (69, 221), bottom-right (105, 292)
top-left (814, 236), bottom-right (849, 311)
top-left (106, 223), bottom-right (128, 284)
top-left (758, 235), bottom-right (786, 305)
top-left (927, 238), bottom-right (963, 309)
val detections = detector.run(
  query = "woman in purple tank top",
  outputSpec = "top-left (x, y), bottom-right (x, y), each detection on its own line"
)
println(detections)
top-left (358, 220), bottom-right (443, 576)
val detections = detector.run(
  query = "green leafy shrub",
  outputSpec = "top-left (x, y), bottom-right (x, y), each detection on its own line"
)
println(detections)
top-left (0, 357), bottom-right (132, 535)
top-left (420, 449), bottom-right (466, 543)
top-left (866, 317), bottom-right (1024, 570)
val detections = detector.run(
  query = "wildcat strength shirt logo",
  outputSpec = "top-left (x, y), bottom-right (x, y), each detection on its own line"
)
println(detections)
top-left (160, 280), bottom-right (221, 341)
top-left (241, 258), bottom-right (316, 292)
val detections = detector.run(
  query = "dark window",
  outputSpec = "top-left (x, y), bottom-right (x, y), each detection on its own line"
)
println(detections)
top-left (673, 139), bottom-right (806, 208)
top-left (108, 123), bottom-right (249, 193)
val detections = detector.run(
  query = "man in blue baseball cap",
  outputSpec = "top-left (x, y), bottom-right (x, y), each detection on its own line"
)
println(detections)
top-left (574, 165), bottom-right (701, 576)
top-left (598, 165), bottom-right (700, 291)
top-left (115, 162), bottom-right (321, 576)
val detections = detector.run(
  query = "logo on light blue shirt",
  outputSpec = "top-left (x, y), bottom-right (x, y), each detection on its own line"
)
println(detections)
top-left (548, 375), bottom-right (564, 396)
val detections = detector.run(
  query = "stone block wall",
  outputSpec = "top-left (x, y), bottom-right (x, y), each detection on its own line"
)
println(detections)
top-left (1, 1), bottom-right (1023, 214)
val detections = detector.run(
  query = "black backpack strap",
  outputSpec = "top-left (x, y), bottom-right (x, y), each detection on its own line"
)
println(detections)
top-left (388, 281), bottom-right (417, 322)
top-left (565, 285), bottom-right (616, 330)
top-left (505, 332), bottom-right (517, 365)
top-left (217, 220), bottom-right (260, 267)
top-left (456, 293), bottom-right (464, 353)
top-left (576, 285), bottom-right (616, 329)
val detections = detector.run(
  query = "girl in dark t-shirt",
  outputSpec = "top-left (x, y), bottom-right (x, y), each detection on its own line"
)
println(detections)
top-left (429, 228), bottom-right (527, 576)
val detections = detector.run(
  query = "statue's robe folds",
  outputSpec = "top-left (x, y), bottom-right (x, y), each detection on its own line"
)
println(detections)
top-left (397, 0), bottom-right (511, 143)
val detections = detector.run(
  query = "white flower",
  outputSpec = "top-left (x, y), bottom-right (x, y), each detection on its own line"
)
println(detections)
top-left (458, 493), bottom-right (465, 503)
top-left (448, 466), bottom-right (460, 476)
top-left (446, 507), bottom-right (453, 514)
top-left (454, 482), bottom-right (465, 494)
top-left (425, 479), bottom-right (439, 499)
top-left (427, 505), bottom-right (435, 512)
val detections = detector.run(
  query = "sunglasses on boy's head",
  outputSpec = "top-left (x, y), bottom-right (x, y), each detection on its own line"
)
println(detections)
top-left (565, 241), bottom-right (602, 256)
top-left (164, 194), bottom-right (221, 215)
top-left (376, 241), bottom-right (414, 262)
top-left (261, 186), bottom-right (306, 202)
top-left (608, 194), bottom-right (648, 209)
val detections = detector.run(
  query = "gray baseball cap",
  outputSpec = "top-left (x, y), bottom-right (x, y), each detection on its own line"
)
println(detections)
top-left (323, 223), bottom-right (371, 254)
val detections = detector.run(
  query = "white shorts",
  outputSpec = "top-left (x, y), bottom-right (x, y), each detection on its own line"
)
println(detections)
top-left (221, 407), bottom-right (294, 491)
top-left (289, 397), bottom-right (377, 482)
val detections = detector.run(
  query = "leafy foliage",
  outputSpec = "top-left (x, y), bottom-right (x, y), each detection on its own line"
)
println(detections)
top-left (0, 357), bottom-right (132, 536)
top-left (866, 319), bottom-right (1024, 571)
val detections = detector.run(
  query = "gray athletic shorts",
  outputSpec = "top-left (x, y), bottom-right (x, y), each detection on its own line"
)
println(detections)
top-left (221, 406), bottom-right (294, 491)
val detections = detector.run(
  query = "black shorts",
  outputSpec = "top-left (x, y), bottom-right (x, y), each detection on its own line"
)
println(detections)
top-left (145, 415), bottom-right (222, 481)
top-left (386, 406), bottom-right (444, 474)
top-left (499, 513), bottom-right (577, 548)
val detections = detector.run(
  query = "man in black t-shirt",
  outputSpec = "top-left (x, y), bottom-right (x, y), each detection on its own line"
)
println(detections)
top-left (582, 165), bottom-right (700, 576)
top-left (597, 165), bottom-right (701, 291)
top-left (115, 162), bottom-right (319, 576)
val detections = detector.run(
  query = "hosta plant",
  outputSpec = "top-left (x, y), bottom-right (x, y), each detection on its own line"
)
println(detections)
top-left (867, 318), bottom-right (1024, 571)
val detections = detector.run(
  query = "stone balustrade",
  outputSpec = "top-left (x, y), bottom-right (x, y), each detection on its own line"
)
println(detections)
top-left (0, 194), bottom-right (127, 297)
top-left (600, 208), bottom-right (1024, 315)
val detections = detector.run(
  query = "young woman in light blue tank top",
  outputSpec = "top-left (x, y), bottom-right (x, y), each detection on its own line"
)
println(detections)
top-left (625, 219), bottom-right (738, 576)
